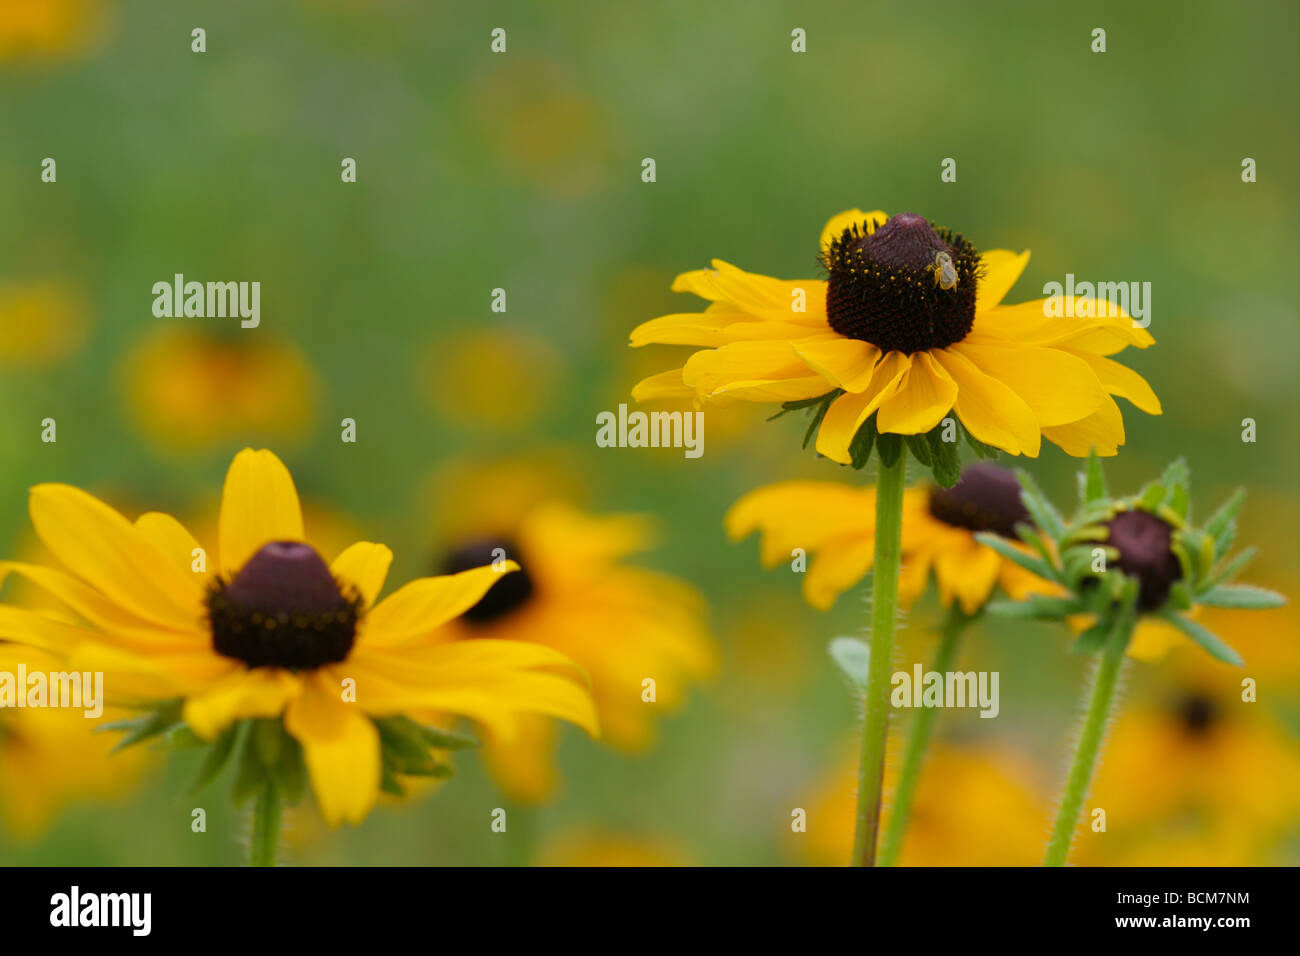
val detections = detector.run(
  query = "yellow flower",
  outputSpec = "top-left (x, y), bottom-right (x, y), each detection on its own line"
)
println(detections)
top-left (0, 0), bottom-right (106, 61)
top-left (800, 739), bottom-right (1047, 866)
top-left (632, 209), bottom-right (1161, 461)
top-left (0, 641), bottom-right (150, 838)
top-left (430, 501), bottom-right (716, 803)
top-left (0, 280), bottom-right (88, 368)
top-left (727, 463), bottom-right (1058, 612)
top-left (0, 449), bottom-right (598, 826)
top-left (421, 328), bottom-right (561, 432)
top-left (122, 328), bottom-right (317, 451)
top-left (537, 827), bottom-right (689, 867)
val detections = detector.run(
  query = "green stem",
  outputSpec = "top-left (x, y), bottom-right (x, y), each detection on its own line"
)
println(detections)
top-left (1043, 585), bottom-right (1137, 867)
top-left (249, 779), bottom-right (282, 867)
top-left (878, 604), bottom-right (972, 867)
top-left (851, 446), bottom-right (907, 867)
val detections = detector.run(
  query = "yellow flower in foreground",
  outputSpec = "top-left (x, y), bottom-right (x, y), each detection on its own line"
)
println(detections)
top-left (727, 463), bottom-right (1057, 612)
top-left (0, 641), bottom-right (150, 838)
top-left (632, 209), bottom-right (1161, 461)
top-left (431, 501), bottom-right (715, 803)
top-left (0, 449), bottom-right (598, 825)
top-left (801, 740), bottom-right (1047, 866)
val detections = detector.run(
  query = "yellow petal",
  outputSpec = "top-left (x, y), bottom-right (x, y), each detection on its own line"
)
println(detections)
top-left (1065, 348), bottom-right (1162, 415)
top-left (1042, 394), bottom-right (1125, 457)
top-left (629, 312), bottom-right (737, 348)
top-left (631, 368), bottom-right (694, 401)
top-left (218, 448), bottom-right (304, 574)
top-left (931, 347), bottom-right (1041, 457)
top-left (182, 668), bottom-right (301, 739)
top-left (28, 484), bottom-right (203, 631)
top-left (876, 351), bottom-right (958, 435)
top-left (725, 481), bottom-right (874, 566)
top-left (975, 249), bottom-right (1031, 313)
top-left (813, 352), bottom-right (910, 463)
top-left (683, 340), bottom-right (818, 396)
top-left (135, 512), bottom-right (207, 580)
top-left (819, 209), bottom-right (888, 251)
top-left (284, 673), bottom-right (381, 826)
top-left (330, 542), bottom-right (392, 610)
top-left (792, 335), bottom-right (882, 392)
top-left (952, 341), bottom-right (1104, 426)
top-left (361, 562), bottom-right (521, 647)
top-left (804, 535), bottom-right (874, 610)
top-left (934, 540), bottom-right (1002, 614)
top-left (480, 714), bottom-right (559, 805)
top-left (710, 375), bottom-right (834, 402)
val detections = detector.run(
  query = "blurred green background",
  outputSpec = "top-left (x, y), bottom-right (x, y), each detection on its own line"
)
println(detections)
top-left (1, 0), bottom-right (1297, 865)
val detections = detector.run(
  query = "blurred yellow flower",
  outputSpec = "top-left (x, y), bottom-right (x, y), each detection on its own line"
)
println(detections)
top-left (122, 328), bottom-right (317, 451)
top-left (0, 0), bottom-right (106, 61)
top-left (0, 280), bottom-right (88, 368)
top-left (0, 641), bottom-right (149, 839)
top-left (727, 463), bottom-right (1058, 612)
top-left (431, 500), bottom-right (716, 803)
top-left (0, 448), bottom-right (598, 826)
top-left (537, 827), bottom-right (689, 866)
top-left (421, 328), bottom-right (560, 431)
top-left (801, 740), bottom-right (1047, 866)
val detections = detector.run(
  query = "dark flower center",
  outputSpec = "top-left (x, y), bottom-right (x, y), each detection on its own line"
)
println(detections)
top-left (207, 541), bottom-right (361, 670)
top-left (441, 537), bottom-right (535, 626)
top-left (822, 212), bottom-right (980, 353)
top-left (1104, 509), bottom-right (1183, 611)
top-left (1177, 694), bottom-right (1216, 738)
top-left (927, 463), bottom-right (1030, 539)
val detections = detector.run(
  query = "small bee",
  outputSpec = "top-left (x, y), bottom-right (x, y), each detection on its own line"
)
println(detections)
top-left (932, 251), bottom-right (958, 291)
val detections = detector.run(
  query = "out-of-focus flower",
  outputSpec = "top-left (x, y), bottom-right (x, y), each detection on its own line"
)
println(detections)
top-left (0, 280), bottom-right (88, 368)
top-left (122, 328), bottom-right (317, 452)
top-left (0, 641), bottom-right (150, 838)
top-left (801, 740), bottom-right (1047, 866)
top-left (537, 827), bottom-right (689, 867)
top-left (420, 328), bottom-right (561, 432)
top-left (0, 0), bottom-right (107, 62)
top-left (431, 501), bottom-right (716, 803)
top-left (727, 463), bottom-right (1058, 612)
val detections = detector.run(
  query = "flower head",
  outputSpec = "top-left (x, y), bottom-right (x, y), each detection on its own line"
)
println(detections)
top-left (631, 209), bottom-right (1161, 480)
top-left (0, 449), bottom-right (598, 826)
top-left (726, 463), bottom-right (1058, 613)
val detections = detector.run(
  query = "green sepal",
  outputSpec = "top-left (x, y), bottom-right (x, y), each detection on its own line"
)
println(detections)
top-left (1136, 482), bottom-right (1166, 512)
top-left (1206, 545), bottom-right (1257, 590)
top-left (876, 433), bottom-right (903, 468)
top-left (1015, 470), bottom-right (1066, 543)
top-left (188, 723), bottom-right (240, 794)
top-left (960, 421), bottom-right (1000, 459)
top-left (231, 724), bottom-right (269, 807)
top-left (166, 725), bottom-right (206, 749)
top-left (1197, 585), bottom-right (1286, 610)
top-left (1157, 610), bottom-right (1244, 667)
top-left (905, 433), bottom-right (932, 467)
top-left (974, 532), bottom-right (1057, 582)
top-left (986, 593), bottom-right (1084, 621)
top-left (376, 716), bottom-right (460, 777)
top-left (926, 426), bottom-right (963, 488)
top-left (1080, 450), bottom-right (1108, 504)
top-left (1069, 621), bottom-right (1110, 655)
top-left (97, 699), bottom-right (183, 754)
top-left (849, 417), bottom-right (876, 469)
top-left (253, 717), bottom-right (283, 768)
top-left (1204, 489), bottom-right (1244, 558)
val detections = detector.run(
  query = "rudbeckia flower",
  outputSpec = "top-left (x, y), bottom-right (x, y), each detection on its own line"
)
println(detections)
top-left (430, 501), bottom-right (715, 803)
top-left (726, 463), bottom-right (1058, 613)
top-left (0, 449), bottom-right (598, 832)
top-left (631, 209), bottom-right (1161, 468)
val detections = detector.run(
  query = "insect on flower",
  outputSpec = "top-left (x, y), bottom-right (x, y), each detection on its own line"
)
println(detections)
top-left (932, 250), bottom-right (958, 290)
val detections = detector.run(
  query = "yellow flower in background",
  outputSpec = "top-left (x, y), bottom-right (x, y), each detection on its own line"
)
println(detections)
top-left (0, 280), bottom-right (88, 368)
top-left (0, 0), bottom-right (106, 61)
top-left (0, 449), bottom-right (598, 826)
top-left (421, 328), bottom-right (561, 432)
top-left (1077, 680), bottom-right (1300, 866)
top-left (537, 827), bottom-right (689, 867)
top-left (800, 740), bottom-right (1047, 866)
top-left (123, 328), bottom-right (317, 451)
top-left (0, 641), bottom-right (150, 838)
top-left (631, 209), bottom-right (1160, 461)
top-left (430, 501), bottom-right (716, 803)
top-left (727, 463), bottom-right (1058, 612)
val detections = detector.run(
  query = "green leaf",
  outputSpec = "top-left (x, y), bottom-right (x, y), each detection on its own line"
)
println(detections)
top-left (828, 637), bottom-right (870, 696)
top-left (1069, 621), bottom-right (1110, 655)
top-left (904, 433), bottom-right (932, 467)
top-left (926, 427), bottom-right (963, 488)
top-left (1014, 470), bottom-right (1066, 542)
top-left (848, 417), bottom-right (876, 469)
top-left (974, 532), bottom-right (1057, 582)
top-left (188, 724), bottom-right (239, 794)
top-left (1157, 610), bottom-right (1244, 666)
top-left (876, 433), bottom-right (903, 469)
top-left (1198, 585), bottom-right (1286, 610)
top-left (1080, 450), bottom-right (1108, 504)
top-left (1203, 489), bottom-right (1244, 558)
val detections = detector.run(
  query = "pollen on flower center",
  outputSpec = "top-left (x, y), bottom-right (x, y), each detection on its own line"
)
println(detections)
top-left (927, 463), bottom-right (1030, 539)
top-left (441, 537), bottom-right (535, 626)
top-left (822, 212), bottom-right (980, 353)
top-left (1104, 509), bottom-right (1183, 611)
top-left (207, 541), bottom-right (361, 670)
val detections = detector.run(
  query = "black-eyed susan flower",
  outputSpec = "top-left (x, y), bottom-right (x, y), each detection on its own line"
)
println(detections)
top-left (428, 501), bottom-right (715, 803)
top-left (630, 209), bottom-right (1161, 475)
top-left (728, 461), bottom-right (1058, 865)
top-left (726, 462), bottom-right (1059, 614)
top-left (0, 449), bottom-right (597, 862)
top-left (0, 639), bottom-right (151, 839)
top-left (981, 453), bottom-right (1287, 865)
